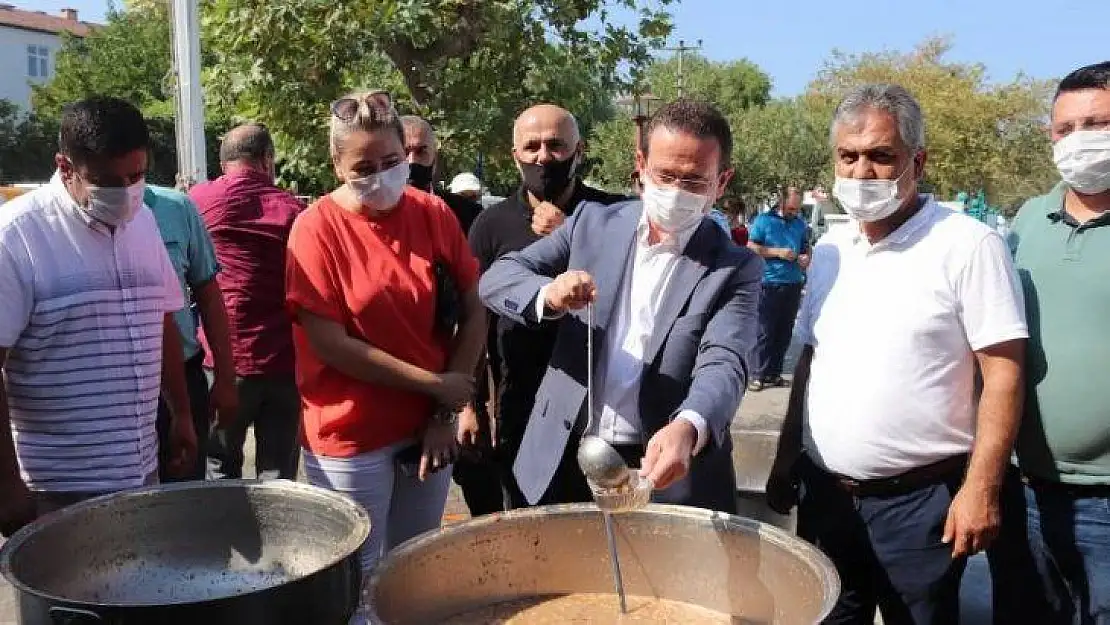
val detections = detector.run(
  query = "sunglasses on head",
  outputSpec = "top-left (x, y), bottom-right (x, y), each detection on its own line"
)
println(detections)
top-left (330, 90), bottom-right (393, 122)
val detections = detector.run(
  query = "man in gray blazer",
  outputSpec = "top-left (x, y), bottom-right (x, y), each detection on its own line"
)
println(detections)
top-left (479, 99), bottom-right (763, 512)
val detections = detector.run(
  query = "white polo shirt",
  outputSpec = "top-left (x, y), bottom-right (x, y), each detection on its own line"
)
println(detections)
top-left (799, 197), bottom-right (1027, 480)
top-left (0, 175), bottom-right (183, 492)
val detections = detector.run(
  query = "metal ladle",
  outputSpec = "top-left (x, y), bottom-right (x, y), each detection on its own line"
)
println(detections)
top-left (575, 301), bottom-right (629, 614)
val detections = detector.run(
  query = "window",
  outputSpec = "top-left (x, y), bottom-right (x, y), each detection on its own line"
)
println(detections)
top-left (27, 45), bottom-right (48, 79)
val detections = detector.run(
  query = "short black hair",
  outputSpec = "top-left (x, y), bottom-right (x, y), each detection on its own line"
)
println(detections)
top-left (1055, 61), bottom-right (1110, 101)
top-left (59, 96), bottom-right (149, 166)
top-left (643, 99), bottom-right (733, 170)
top-left (219, 123), bottom-right (274, 164)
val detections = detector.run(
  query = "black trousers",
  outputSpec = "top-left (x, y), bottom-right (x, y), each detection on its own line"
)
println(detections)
top-left (451, 404), bottom-right (507, 516)
top-left (754, 282), bottom-right (803, 381)
top-left (156, 352), bottom-right (211, 482)
top-left (797, 457), bottom-right (967, 625)
top-left (207, 372), bottom-right (301, 480)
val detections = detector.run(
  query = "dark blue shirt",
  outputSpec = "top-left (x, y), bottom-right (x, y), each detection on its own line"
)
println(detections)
top-left (749, 211), bottom-right (808, 284)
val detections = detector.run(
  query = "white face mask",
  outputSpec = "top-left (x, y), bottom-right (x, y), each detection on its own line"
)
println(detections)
top-left (642, 180), bottom-right (712, 234)
top-left (84, 180), bottom-right (145, 226)
top-left (1054, 130), bottom-right (1110, 195)
top-left (348, 162), bottom-right (410, 212)
top-left (833, 162), bottom-right (914, 222)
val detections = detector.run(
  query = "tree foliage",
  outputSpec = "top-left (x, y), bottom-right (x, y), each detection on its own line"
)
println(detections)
top-left (31, 3), bottom-right (225, 185)
top-left (586, 53), bottom-right (772, 194)
top-left (203, 0), bottom-right (675, 194)
top-left (0, 100), bottom-right (58, 184)
top-left (33, 4), bottom-right (174, 120)
top-left (645, 54), bottom-right (771, 117)
top-left (729, 96), bottom-right (831, 203)
top-left (807, 36), bottom-right (1057, 209)
top-left (584, 114), bottom-right (638, 192)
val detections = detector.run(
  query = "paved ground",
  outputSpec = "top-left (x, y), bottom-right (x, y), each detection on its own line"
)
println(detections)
top-left (0, 360), bottom-right (992, 623)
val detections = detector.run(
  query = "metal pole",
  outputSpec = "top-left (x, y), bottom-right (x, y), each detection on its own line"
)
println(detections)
top-left (665, 39), bottom-right (703, 100)
top-left (677, 40), bottom-right (684, 98)
top-left (603, 513), bottom-right (628, 613)
top-left (170, 0), bottom-right (207, 187)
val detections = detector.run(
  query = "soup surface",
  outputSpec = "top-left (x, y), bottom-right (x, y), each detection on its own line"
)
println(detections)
top-left (439, 593), bottom-right (746, 624)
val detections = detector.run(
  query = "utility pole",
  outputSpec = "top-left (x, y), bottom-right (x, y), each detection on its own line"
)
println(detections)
top-left (664, 39), bottom-right (702, 98)
top-left (169, 0), bottom-right (207, 188)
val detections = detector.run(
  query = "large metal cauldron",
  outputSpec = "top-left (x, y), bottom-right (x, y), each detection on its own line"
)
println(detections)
top-left (0, 480), bottom-right (369, 625)
top-left (370, 504), bottom-right (839, 624)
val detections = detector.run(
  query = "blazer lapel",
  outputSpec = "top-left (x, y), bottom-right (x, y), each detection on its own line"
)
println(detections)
top-left (589, 204), bottom-right (641, 334)
top-left (644, 220), bottom-right (720, 364)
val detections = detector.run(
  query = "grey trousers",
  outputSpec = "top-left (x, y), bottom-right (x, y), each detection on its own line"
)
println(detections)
top-left (206, 372), bottom-right (301, 480)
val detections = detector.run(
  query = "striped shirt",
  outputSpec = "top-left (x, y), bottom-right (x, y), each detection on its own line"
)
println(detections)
top-left (0, 175), bottom-right (184, 493)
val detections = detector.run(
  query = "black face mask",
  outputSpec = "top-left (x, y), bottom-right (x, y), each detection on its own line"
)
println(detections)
top-left (519, 155), bottom-right (577, 201)
top-left (407, 162), bottom-right (435, 191)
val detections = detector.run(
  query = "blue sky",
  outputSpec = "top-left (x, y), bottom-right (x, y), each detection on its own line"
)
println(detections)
top-left (28, 0), bottom-right (1110, 96)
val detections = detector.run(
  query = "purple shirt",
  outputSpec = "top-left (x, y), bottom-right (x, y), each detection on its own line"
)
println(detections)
top-left (189, 169), bottom-right (303, 376)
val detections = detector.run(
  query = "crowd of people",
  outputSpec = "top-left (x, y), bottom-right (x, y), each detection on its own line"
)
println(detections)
top-left (0, 55), bottom-right (1106, 625)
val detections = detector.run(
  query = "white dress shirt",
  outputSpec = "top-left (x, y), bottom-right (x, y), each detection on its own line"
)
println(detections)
top-left (538, 213), bottom-right (709, 453)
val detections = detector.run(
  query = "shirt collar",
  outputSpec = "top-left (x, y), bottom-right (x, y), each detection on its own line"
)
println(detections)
top-left (223, 167), bottom-right (273, 185)
top-left (1044, 181), bottom-right (1110, 229)
top-left (851, 194), bottom-right (935, 249)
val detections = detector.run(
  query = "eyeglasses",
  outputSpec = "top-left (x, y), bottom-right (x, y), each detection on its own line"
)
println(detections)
top-left (645, 168), bottom-right (716, 195)
top-left (330, 90), bottom-right (393, 122)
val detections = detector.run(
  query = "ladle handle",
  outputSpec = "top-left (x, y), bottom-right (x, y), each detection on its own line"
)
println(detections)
top-left (49, 607), bottom-right (102, 624)
top-left (585, 301), bottom-right (594, 435)
top-left (603, 513), bottom-right (628, 614)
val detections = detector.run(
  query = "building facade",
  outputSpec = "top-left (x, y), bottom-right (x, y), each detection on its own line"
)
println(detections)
top-left (0, 4), bottom-right (91, 110)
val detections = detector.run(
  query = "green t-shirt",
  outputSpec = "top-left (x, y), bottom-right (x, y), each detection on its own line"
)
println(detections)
top-left (1010, 182), bottom-right (1110, 485)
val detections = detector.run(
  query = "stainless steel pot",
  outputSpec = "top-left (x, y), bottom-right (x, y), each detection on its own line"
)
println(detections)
top-left (0, 480), bottom-right (370, 625)
top-left (370, 504), bottom-right (839, 624)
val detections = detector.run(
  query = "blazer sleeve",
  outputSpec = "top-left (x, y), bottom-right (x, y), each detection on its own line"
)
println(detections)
top-left (478, 206), bottom-right (580, 327)
top-left (678, 249), bottom-right (763, 449)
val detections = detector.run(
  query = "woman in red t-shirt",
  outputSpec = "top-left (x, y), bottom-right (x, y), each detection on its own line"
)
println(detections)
top-left (285, 92), bottom-right (486, 593)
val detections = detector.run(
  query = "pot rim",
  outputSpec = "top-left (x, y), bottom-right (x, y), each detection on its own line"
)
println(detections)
top-left (0, 479), bottom-right (370, 608)
top-left (368, 503), bottom-right (840, 622)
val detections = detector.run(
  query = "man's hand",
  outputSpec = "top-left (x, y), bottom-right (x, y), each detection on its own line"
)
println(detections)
top-left (456, 404), bottom-right (481, 447)
top-left (942, 482), bottom-right (1001, 558)
top-left (0, 479), bottom-right (37, 538)
top-left (209, 373), bottom-right (239, 429)
top-left (765, 456), bottom-right (800, 515)
top-left (430, 372), bottom-right (475, 410)
top-left (639, 420), bottom-right (697, 490)
top-left (531, 202), bottom-right (566, 236)
top-left (420, 421), bottom-right (458, 481)
top-left (798, 253), bottom-right (811, 270)
top-left (166, 413), bottom-right (198, 478)
top-left (543, 270), bottom-right (596, 313)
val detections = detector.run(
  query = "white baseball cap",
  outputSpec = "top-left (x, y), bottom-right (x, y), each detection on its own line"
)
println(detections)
top-left (449, 172), bottom-right (482, 195)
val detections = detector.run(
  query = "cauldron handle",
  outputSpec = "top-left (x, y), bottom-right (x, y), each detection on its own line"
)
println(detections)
top-left (48, 607), bottom-right (102, 624)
